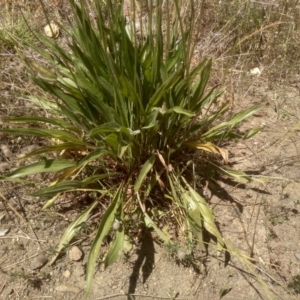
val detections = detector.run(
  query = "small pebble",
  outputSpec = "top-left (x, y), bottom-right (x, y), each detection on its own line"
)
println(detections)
top-left (1, 145), bottom-right (12, 157)
top-left (294, 253), bottom-right (300, 261)
top-left (177, 250), bottom-right (186, 260)
top-left (63, 270), bottom-right (71, 278)
top-left (68, 246), bottom-right (83, 261)
top-left (30, 252), bottom-right (48, 270)
top-left (44, 21), bottom-right (60, 38)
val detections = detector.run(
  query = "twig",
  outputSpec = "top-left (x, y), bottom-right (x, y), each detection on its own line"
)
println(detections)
top-left (0, 192), bottom-right (25, 221)
top-left (222, 21), bottom-right (287, 56)
top-left (0, 236), bottom-right (45, 243)
top-left (249, 193), bottom-right (263, 258)
top-left (94, 293), bottom-right (187, 300)
top-left (0, 192), bottom-right (42, 248)
top-left (2, 253), bottom-right (38, 270)
top-left (0, 280), bottom-right (6, 295)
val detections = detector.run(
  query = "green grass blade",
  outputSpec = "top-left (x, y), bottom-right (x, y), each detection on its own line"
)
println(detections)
top-left (49, 200), bottom-right (98, 265)
top-left (6, 116), bottom-right (81, 133)
top-left (146, 68), bottom-right (182, 112)
top-left (86, 186), bottom-right (123, 295)
top-left (104, 224), bottom-right (125, 268)
top-left (203, 104), bottom-right (264, 138)
top-left (182, 178), bottom-right (225, 249)
top-left (224, 104), bottom-right (264, 125)
top-left (43, 194), bottom-right (60, 209)
top-left (32, 180), bottom-right (85, 197)
top-left (144, 212), bottom-right (171, 244)
top-left (26, 96), bottom-right (59, 111)
top-left (243, 127), bottom-right (263, 139)
top-left (134, 154), bottom-right (156, 193)
top-left (4, 159), bottom-right (76, 178)
top-left (104, 200), bottom-right (124, 268)
top-left (0, 128), bottom-right (81, 143)
top-left (31, 174), bottom-right (113, 198)
top-left (213, 166), bottom-right (269, 183)
top-left (189, 60), bottom-right (212, 107)
top-left (18, 143), bottom-right (88, 160)
top-left (200, 105), bottom-right (264, 140)
top-left (166, 106), bottom-right (195, 117)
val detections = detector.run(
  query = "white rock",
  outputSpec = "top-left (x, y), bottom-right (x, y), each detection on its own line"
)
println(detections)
top-left (1, 145), bottom-right (12, 157)
top-left (63, 270), bottom-right (71, 278)
top-left (250, 67), bottom-right (261, 75)
top-left (44, 21), bottom-right (60, 38)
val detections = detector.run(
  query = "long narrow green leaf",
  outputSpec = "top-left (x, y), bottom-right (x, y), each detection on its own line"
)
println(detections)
top-left (146, 68), bottom-right (182, 112)
top-left (190, 59), bottom-right (212, 108)
top-left (104, 224), bottom-right (125, 268)
top-left (144, 213), bottom-right (171, 244)
top-left (18, 143), bottom-right (88, 160)
top-left (104, 200), bottom-right (124, 268)
top-left (166, 106), bottom-right (195, 117)
top-left (6, 116), bottom-right (81, 133)
top-left (49, 200), bottom-right (98, 265)
top-left (26, 96), bottom-right (59, 111)
top-left (202, 104), bottom-right (264, 139)
top-left (134, 154), bottom-right (156, 192)
top-left (169, 175), bottom-right (205, 250)
top-left (243, 127), bottom-right (263, 139)
top-left (32, 180), bottom-right (85, 197)
top-left (213, 165), bottom-right (269, 183)
top-left (32, 174), bottom-right (113, 197)
top-left (182, 178), bottom-right (225, 249)
top-left (4, 159), bottom-right (76, 178)
top-left (0, 128), bottom-right (81, 143)
top-left (86, 186), bottom-right (123, 294)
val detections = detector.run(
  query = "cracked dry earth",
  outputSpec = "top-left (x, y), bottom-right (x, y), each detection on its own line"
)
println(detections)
top-left (1, 1), bottom-right (300, 300)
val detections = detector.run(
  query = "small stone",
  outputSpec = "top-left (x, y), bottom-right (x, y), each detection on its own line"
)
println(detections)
top-left (250, 67), bottom-right (261, 75)
top-left (294, 253), bottom-right (300, 261)
top-left (1, 145), bottom-right (12, 157)
top-left (63, 270), bottom-right (71, 278)
top-left (0, 228), bottom-right (10, 237)
top-left (68, 246), bottom-right (83, 261)
top-left (55, 285), bottom-right (80, 293)
top-left (30, 252), bottom-right (48, 270)
top-left (177, 250), bottom-right (186, 260)
top-left (44, 21), bottom-right (60, 38)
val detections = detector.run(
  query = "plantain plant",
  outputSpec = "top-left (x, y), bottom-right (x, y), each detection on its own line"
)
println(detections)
top-left (0, 0), bottom-right (263, 294)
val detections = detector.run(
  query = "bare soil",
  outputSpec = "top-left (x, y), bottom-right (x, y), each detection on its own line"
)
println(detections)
top-left (1, 1), bottom-right (300, 300)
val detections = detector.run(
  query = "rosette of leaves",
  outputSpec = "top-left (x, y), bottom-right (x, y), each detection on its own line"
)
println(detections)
top-left (0, 0), bottom-right (263, 294)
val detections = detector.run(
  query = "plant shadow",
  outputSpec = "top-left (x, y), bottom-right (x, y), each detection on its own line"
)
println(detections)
top-left (128, 230), bottom-right (155, 300)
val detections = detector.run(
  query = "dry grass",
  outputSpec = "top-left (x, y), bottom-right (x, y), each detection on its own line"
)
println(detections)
top-left (1, 0), bottom-right (300, 84)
